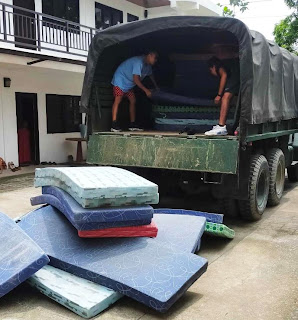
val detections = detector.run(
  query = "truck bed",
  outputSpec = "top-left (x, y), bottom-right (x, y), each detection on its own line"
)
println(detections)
top-left (95, 131), bottom-right (238, 140)
top-left (88, 131), bottom-right (240, 174)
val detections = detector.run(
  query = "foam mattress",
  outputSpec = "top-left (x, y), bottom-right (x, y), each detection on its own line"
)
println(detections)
top-left (27, 265), bottom-right (123, 319)
top-left (31, 186), bottom-right (153, 230)
top-left (152, 90), bottom-right (216, 107)
top-left (18, 206), bottom-right (207, 312)
top-left (205, 222), bottom-right (235, 239)
top-left (0, 212), bottom-right (49, 298)
top-left (78, 221), bottom-right (158, 238)
top-left (34, 167), bottom-right (159, 208)
top-left (154, 208), bottom-right (223, 224)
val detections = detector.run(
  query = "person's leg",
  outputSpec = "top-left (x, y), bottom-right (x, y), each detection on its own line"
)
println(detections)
top-left (112, 96), bottom-right (123, 122)
top-left (127, 90), bottom-right (143, 131)
top-left (127, 91), bottom-right (136, 123)
top-left (219, 92), bottom-right (233, 126)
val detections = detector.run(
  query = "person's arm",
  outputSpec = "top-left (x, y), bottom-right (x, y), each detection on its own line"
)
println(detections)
top-left (214, 67), bottom-right (228, 104)
top-left (133, 74), bottom-right (152, 97)
top-left (150, 74), bottom-right (159, 90)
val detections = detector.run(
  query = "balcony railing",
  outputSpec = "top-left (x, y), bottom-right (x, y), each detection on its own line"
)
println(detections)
top-left (0, 2), bottom-right (98, 57)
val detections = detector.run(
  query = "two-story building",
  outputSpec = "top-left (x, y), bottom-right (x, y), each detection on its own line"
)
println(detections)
top-left (0, 0), bottom-right (221, 166)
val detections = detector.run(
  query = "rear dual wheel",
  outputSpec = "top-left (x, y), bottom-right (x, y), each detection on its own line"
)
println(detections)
top-left (239, 154), bottom-right (270, 221)
top-left (267, 148), bottom-right (285, 206)
top-left (239, 149), bottom-right (285, 221)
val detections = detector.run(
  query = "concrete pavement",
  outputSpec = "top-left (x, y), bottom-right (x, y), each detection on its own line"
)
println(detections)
top-left (0, 176), bottom-right (297, 320)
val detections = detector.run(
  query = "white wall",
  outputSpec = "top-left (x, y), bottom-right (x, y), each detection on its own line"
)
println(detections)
top-left (0, 58), bottom-right (86, 166)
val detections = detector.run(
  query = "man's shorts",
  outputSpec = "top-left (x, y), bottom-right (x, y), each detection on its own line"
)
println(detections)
top-left (113, 86), bottom-right (135, 99)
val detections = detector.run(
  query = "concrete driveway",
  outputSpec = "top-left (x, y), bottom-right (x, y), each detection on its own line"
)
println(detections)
top-left (0, 175), bottom-right (297, 320)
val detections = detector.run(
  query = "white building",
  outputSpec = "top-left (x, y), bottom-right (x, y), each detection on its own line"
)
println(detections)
top-left (0, 0), bottom-right (221, 166)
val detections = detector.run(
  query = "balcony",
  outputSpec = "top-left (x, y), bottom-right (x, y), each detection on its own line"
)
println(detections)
top-left (0, 2), bottom-right (97, 59)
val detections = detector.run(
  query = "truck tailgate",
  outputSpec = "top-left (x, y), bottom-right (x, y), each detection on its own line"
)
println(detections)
top-left (87, 132), bottom-right (239, 174)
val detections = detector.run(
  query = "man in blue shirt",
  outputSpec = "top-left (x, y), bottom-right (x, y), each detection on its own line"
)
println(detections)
top-left (111, 51), bottom-right (158, 132)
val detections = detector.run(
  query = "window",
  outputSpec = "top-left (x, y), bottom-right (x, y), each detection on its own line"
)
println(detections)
top-left (46, 94), bottom-right (81, 133)
top-left (127, 14), bottom-right (139, 22)
top-left (42, 0), bottom-right (79, 23)
top-left (95, 3), bottom-right (123, 30)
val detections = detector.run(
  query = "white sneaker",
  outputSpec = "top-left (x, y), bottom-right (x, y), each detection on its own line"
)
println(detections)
top-left (205, 125), bottom-right (228, 136)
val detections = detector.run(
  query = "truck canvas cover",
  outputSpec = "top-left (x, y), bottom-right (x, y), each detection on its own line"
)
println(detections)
top-left (80, 16), bottom-right (298, 128)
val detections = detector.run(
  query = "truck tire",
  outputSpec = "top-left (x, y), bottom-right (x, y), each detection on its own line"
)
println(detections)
top-left (219, 198), bottom-right (239, 217)
top-left (287, 163), bottom-right (298, 182)
top-left (239, 154), bottom-right (269, 221)
top-left (267, 148), bottom-right (285, 206)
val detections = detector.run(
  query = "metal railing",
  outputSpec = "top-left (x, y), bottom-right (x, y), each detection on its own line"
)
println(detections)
top-left (0, 2), bottom-right (98, 57)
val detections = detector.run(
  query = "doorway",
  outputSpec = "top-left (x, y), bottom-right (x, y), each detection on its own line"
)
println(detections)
top-left (16, 93), bottom-right (40, 165)
top-left (13, 0), bottom-right (36, 49)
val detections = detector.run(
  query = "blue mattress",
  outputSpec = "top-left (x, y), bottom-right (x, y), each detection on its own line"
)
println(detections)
top-left (31, 186), bottom-right (153, 231)
top-left (18, 206), bottom-right (208, 312)
top-left (154, 123), bottom-right (210, 132)
top-left (31, 198), bottom-right (151, 231)
top-left (154, 208), bottom-right (223, 224)
top-left (0, 212), bottom-right (49, 297)
top-left (34, 167), bottom-right (159, 208)
top-left (153, 112), bottom-right (220, 120)
top-left (152, 90), bottom-right (216, 107)
top-left (153, 214), bottom-right (205, 253)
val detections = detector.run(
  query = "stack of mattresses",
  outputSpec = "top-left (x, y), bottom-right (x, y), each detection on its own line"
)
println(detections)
top-left (32, 167), bottom-right (159, 238)
top-left (18, 167), bottom-right (209, 316)
top-left (0, 165), bottom-right (236, 318)
top-left (153, 104), bottom-right (235, 132)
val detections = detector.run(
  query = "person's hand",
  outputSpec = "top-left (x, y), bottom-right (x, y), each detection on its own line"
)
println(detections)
top-left (145, 89), bottom-right (152, 98)
top-left (214, 95), bottom-right (221, 104)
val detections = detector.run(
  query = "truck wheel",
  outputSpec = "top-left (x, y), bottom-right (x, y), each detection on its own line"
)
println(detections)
top-left (267, 148), bottom-right (285, 206)
top-left (219, 198), bottom-right (239, 217)
top-left (287, 163), bottom-right (298, 182)
top-left (239, 154), bottom-right (269, 221)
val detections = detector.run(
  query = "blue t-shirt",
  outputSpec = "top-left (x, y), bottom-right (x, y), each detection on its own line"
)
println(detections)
top-left (111, 56), bottom-right (152, 92)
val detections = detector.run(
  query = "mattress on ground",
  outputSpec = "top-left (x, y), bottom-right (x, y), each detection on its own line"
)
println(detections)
top-left (27, 265), bottom-right (123, 319)
top-left (153, 214), bottom-right (206, 253)
top-left (152, 90), bottom-right (216, 107)
top-left (32, 196), bottom-right (152, 231)
top-left (31, 186), bottom-right (154, 230)
top-left (34, 167), bottom-right (159, 208)
top-left (0, 212), bottom-right (49, 298)
top-left (78, 221), bottom-right (158, 238)
top-left (154, 208), bottom-right (223, 224)
top-left (18, 206), bottom-right (208, 312)
top-left (41, 186), bottom-right (153, 222)
top-left (205, 222), bottom-right (235, 239)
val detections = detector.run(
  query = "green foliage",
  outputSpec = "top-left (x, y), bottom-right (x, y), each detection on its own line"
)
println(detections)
top-left (273, 1), bottom-right (298, 54)
top-left (218, 0), bottom-right (249, 17)
top-left (284, 0), bottom-right (298, 9)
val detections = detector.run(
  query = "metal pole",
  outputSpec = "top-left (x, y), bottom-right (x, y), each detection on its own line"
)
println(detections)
top-left (36, 12), bottom-right (41, 50)
top-left (3, 5), bottom-right (7, 40)
top-left (65, 20), bottom-right (69, 52)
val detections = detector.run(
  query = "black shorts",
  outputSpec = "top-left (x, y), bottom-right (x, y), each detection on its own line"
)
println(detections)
top-left (225, 69), bottom-right (240, 95)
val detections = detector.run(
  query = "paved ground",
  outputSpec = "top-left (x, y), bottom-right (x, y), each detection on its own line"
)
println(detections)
top-left (0, 175), bottom-right (297, 320)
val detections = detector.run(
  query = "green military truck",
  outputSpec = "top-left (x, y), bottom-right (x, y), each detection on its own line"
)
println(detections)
top-left (80, 17), bottom-right (298, 221)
